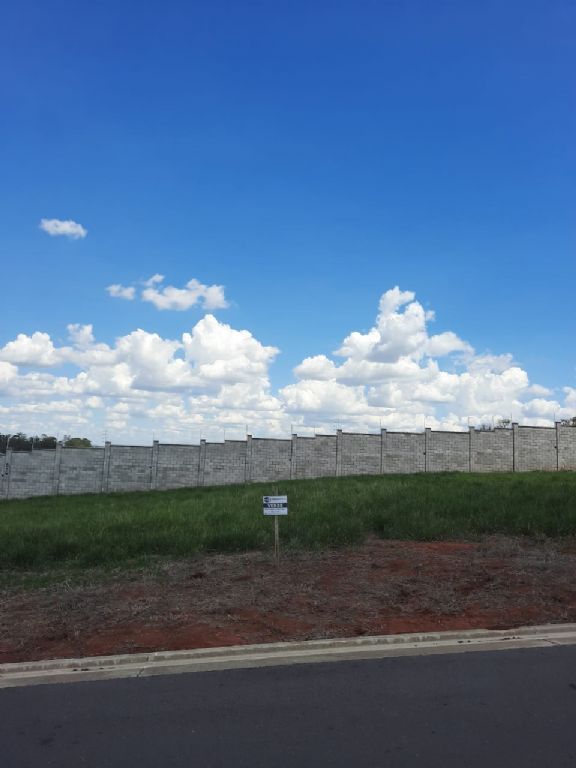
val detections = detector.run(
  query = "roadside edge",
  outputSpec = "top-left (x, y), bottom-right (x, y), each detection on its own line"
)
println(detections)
top-left (2, 623), bottom-right (576, 688)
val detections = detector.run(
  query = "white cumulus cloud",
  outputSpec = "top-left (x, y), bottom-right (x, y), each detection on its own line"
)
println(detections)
top-left (40, 218), bottom-right (87, 239)
top-left (0, 314), bottom-right (282, 441)
top-left (280, 287), bottom-right (574, 432)
top-left (142, 277), bottom-right (228, 311)
top-left (106, 284), bottom-right (136, 300)
top-left (106, 275), bottom-right (228, 311)
top-left (0, 332), bottom-right (63, 367)
top-left (0, 286), bottom-right (574, 443)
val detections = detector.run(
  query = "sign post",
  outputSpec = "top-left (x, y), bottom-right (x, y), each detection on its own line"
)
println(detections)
top-left (263, 492), bottom-right (288, 566)
top-left (274, 515), bottom-right (279, 566)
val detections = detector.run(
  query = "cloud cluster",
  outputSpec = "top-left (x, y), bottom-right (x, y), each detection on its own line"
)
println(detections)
top-left (106, 275), bottom-right (228, 311)
top-left (0, 287), bottom-right (573, 443)
top-left (0, 315), bottom-right (281, 442)
top-left (40, 219), bottom-right (87, 239)
top-left (282, 287), bottom-right (572, 432)
top-left (107, 284), bottom-right (136, 300)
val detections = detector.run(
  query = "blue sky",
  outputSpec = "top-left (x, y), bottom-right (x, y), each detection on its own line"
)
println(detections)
top-left (0, 1), bottom-right (574, 442)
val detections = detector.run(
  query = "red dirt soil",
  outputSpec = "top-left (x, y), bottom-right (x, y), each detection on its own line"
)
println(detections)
top-left (2, 536), bottom-right (576, 664)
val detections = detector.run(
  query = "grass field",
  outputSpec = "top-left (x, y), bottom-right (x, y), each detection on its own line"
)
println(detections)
top-left (1, 472), bottom-right (576, 571)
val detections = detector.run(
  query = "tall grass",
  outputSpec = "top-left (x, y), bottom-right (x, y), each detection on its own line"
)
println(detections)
top-left (1, 472), bottom-right (576, 570)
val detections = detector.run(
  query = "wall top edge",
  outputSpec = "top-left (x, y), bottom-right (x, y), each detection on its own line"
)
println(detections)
top-left (110, 444), bottom-right (152, 449)
top-left (386, 432), bottom-right (424, 437)
top-left (473, 428), bottom-right (513, 433)
top-left (62, 446), bottom-right (105, 451)
top-left (252, 437), bottom-right (291, 442)
top-left (1, 448), bottom-right (65, 454)
top-left (3, 424), bottom-right (574, 459)
top-left (205, 440), bottom-right (247, 445)
top-left (430, 430), bottom-right (469, 435)
top-left (156, 442), bottom-right (201, 448)
top-left (340, 431), bottom-right (381, 436)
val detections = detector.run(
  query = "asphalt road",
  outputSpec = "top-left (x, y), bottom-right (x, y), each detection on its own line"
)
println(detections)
top-left (2, 646), bottom-right (576, 767)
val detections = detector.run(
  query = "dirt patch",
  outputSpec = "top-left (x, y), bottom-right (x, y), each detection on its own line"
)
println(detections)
top-left (2, 536), bottom-right (576, 664)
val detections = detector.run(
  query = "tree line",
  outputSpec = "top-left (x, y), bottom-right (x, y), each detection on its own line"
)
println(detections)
top-left (0, 434), bottom-right (92, 452)
top-left (473, 417), bottom-right (576, 432)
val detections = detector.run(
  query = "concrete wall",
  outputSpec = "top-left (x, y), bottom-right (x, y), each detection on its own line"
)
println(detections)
top-left (156, 444), bottom-right (200, 489)
top-left (58, 446), bottom-right (105, 495)
top-left (1, 423), bottom-right (575, 499)
top-left (514, 425), bottom-right (558, 472)
top-left (204, 440), bottom-right (247, 486)
top-left (338, 432), bottom-right (381, 476)
top-left (383, 431), bottom-right (425, 474)
top-left (2, 449), bottom-right (58, 498)
top-left (558, 426), bottom-right (576, 471)
top-left (426, 430), bottom-right (469, 473)
top-left (292, 435), bottom-right (337, 480)
top-left (249, 438), bottom-right (291, 483)
top-left (106, 445), bottom-right (153, 493)
top-left (470, 428), bottom-right (513, 472)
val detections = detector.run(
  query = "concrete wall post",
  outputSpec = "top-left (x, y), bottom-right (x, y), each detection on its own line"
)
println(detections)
top-left (198, 439), bottom-right (207, 486)
top-left (290, 433), bottom-right (297, 480)
top-left (52, 442), bottom-right (63, 496)
top-left (424, 428), bottom-right (431, 472)
top-left (380, 428), bottom-right (387, 473)
top-left (101, 441), bottom-right (112, 493)
top-left (245, 434), bottom-right (253, 483)
top-left (335, 430), bottom-right (343, 477)
top-left (468, 426), bottom-right (475, 473)
top-left (3, 448), bottom-right (12, 499)
top-left (150, 441), bottom-right (159, 490)
top-left (512, 422), bottom-right (519, 472)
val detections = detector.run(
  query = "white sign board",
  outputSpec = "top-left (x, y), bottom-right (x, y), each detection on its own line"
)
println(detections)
top-left (263, 495), bottom-right (288, 515)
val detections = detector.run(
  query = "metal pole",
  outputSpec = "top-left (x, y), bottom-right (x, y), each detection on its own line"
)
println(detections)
top-left (274, 484), bottom-right (280, 566)
top-left (274, 516), bottom-right (279, 567)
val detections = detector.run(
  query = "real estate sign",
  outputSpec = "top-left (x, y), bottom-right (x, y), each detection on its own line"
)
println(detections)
top-left (262, 495), bottom-right (288, 515)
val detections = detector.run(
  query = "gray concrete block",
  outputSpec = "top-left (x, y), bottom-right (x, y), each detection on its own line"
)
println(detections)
top-left (250, 439), bottom-right (291, 483)
top-left (514, 426), bottom-right (557, 472)
top-left (384, 432), bottom-right (425, 474)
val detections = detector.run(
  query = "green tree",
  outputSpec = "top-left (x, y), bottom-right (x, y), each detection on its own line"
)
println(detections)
top-left (0, 433), bottom-right (57, 452)
top-left (63, 437), bottom-right (93, 448)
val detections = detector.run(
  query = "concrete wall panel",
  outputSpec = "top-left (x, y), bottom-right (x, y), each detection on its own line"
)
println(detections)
top-left (250, 439), bottom-right (291, 483)
top-left (427, 431), bottom-right (469, 473)
top-left (470, 429), bottom-right (513, 472)
top-left (107, 446), bottom-right (152, 492)
top-left (515, 426), bottom-right (557, 472)
top-left (156, 444), bottom-right (200, 489)
top-left (58, 448), bottom-right (105, 495)
top-left (204, 441), bottom-right (246, 486)
top-left (292, 435), bottom-right (337, 479)
top-left (5, 450), bottom-right (56, 498)
top-left (339, 433), bottom-right (381, 476)
top-left (383, 432), bottom-right (425, 474)
top-left (558, 426), bottom-right (576, 471)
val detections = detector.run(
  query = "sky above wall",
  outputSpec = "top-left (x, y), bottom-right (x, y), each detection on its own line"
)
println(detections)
top-left (0, 0), bottom-right (574, 443)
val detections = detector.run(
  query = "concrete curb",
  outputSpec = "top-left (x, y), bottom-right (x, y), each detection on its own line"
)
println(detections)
top-left (2, 623), bottom-right (576, 689)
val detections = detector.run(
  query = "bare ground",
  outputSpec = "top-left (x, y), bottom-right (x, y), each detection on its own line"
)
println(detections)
top-left (2, 536), bottom-right (576, 664)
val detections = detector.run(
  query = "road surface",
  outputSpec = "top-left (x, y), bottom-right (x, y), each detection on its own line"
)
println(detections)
top-left (2, 645), bottom-right (576, 767)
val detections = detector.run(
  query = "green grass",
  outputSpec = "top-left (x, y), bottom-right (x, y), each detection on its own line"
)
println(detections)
top-left (1, 472), bottom-right (576, 572)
